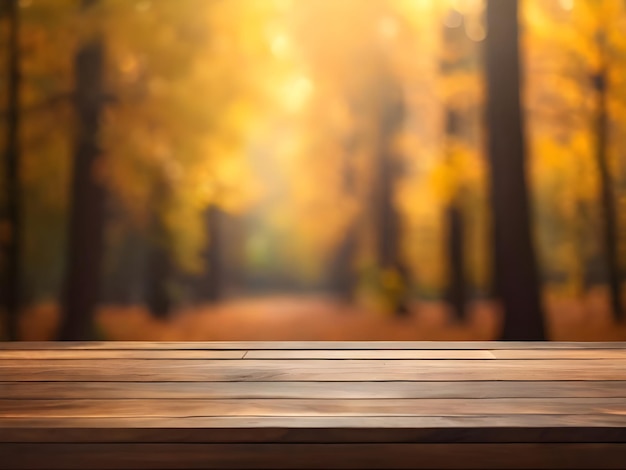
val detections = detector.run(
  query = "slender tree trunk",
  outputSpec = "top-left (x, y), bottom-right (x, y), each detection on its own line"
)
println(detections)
top-left (329, 223), bottom-right (358, 302)
top-left (593, 61), bottom-right (623, 321)
top-left (446, 201), bottom-right (466, 320)
top-left (196, 204), bottom-right (223, 303)
top-left (485, 0), bottom-right (546, 340)
top-left (2, 0), bottom-right (21, 340)
top-left (145, 229), bottom-right (173, 318)
top-left (440, 16), bottom-right (473, 321)
top-left (374, 81), bottom-right (409, 316)
top-left (145, 175), bottom-right (174, 318)
top-left (58, 0), bottom-right (106, 340)
top-left (444, 109), bottom-right (467, 321)
top-left (329, 135), bottom-right (359, 302)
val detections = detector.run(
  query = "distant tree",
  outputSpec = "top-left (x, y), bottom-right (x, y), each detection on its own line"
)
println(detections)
top-left (445, 197), bottom-right (466, 320)
top-left (328, 133), bottom-right (359, 302)
top-left (485, 0), bottom-right (546, 340)
top-left (524, 0), bottom-right (626, 318)
top-left (443, 110), bottom-right (468, 322)
top-left (144, 173), bottom-right (174, 318)
top-left (196, 204), bottom-right (224, 303)
top-left (328, 228), bottom-right (358, 302)
top-left (58, 0), bottom-right (107, 340)
top-left (374, 75), bottom-right (410, 316)
top-left (593, 28), bottom-right (623, 322)
top-left (145, 228), bottom-right (174, 319)
top-left (2, 0), bottom-right (21, 340)
top-left (441, 15), bottom-right (471, 321)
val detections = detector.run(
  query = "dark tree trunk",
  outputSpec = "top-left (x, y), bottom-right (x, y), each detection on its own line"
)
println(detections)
top-left (144, 176), bottom-right (174, 318)
top-left (593, 59), bottom-right (623, 321)
top-left (2, 0), bottom-right (21, 340)
top-left (329, 224), bottom-right (358, 302)
top-left (440, 14), bottom-right (473, 322)
top-left (145, 230), bottom-right (173, 319)
top-left (444, 109), bottom-right (467, 321)
top-left (374, 81), bottom-right (409, 316)
top-left (328, 135), bottom-right (359, 302)
top-left (485, 0), bottom-right (546, 340)
top-left (58, 0), bottom-right (106, 340)
top-left (196, 204), bottom-right (223, 303)
top-left (446, 202), bottom-right (466, 320)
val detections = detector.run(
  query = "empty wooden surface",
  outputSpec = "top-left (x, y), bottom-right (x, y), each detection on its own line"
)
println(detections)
top-left (1, 341), bottom-right (625, 469)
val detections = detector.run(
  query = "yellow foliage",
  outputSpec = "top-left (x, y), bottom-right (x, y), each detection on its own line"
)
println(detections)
top-left (12, 0), bottom-right (626, 297)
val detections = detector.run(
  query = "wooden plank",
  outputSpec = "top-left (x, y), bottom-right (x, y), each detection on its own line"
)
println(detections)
top-left (2, 398), bottom-right (626, 419)
top-left (7, 348), bottom-right (626, 360)
top-left (492, 350), bottom-right (626, 359)
top-left (1, 443), bottom-right (626, 469)
top-left (3, 415), bottom-right (626, 433)
top-left (3, 381), bottom-right (625, 400)
top-left (0, 350), bottom-right (246, 360)
top-left (5, 348), bottom-right (626, 360)
top-left (244, 350), bottom-right (496, 359)
top-left (2, 359), bottom-right (626, 381)
top-left (1, 342), bottom-right (624, 470)
top-left (2, 341), bottom-right (626, 350)
top-left (2, 417), bottom-right (626, 443)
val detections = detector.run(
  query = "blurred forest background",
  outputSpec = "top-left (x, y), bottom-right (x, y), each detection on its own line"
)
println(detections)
top-left (1, 0), bottom-right (626, 341)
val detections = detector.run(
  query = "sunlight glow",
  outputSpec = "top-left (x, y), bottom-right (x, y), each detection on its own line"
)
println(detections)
top-left (282, 75), bottom-right (314, 112)
top-left (271, 34), bottom-right (291, 58)
top-left (378, 16), bottom-right (399, 40)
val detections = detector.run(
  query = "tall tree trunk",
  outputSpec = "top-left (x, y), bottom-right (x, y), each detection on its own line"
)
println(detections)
top-left (440, 16), bottom-right (473, 322)
top-left (145, 229), bottom-right (173, 319)
top-left (374, 81), bottom-right (409, 316)
top-left (195, 204), bottom-right (223, 303)
top-left (58, 0), bottom-right (106, 340)
top-left (329, 224), bottom-right (358, 302)
top-left (485, 0), bottom-right (546, 340)
top-left (145, 176), bottom-right (174, 318)
top-left (593, 57), bottom-right (623, 322)
top-left (446, 201), bottom-right (466, 320)
top-left (2, 0), bottom-right (21, 340)
top-left (328, 135), bottom-right (359, 302)
top-left (444, 109), bottom-right (467, 321)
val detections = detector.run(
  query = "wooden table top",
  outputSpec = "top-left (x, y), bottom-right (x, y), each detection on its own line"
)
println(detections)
top-left (1, 341), bottom-right (626, 469)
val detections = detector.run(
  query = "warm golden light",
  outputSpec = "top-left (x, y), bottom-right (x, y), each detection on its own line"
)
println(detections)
top-left (2, 0), bottom-right (626, 342)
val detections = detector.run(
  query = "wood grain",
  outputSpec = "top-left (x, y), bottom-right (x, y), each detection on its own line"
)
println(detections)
top-left (491, 349), bottom-right (626, 359)
top-left (3, 397), bottom-right (625, 418)
top-left (3, 414), bottom-right (626, 432)
top-left (3, 359), bottom-right (626, 381)
top-left (3, 381), bottom-right (626, 399)
top-left (4, 348), bottom-right (626, 360)
top-left (0, 350), bottom-right (246, 360)
top-left (244, 350), bottom-right (496, 359)
top-left (1, 341), bottom-right (625, 469)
